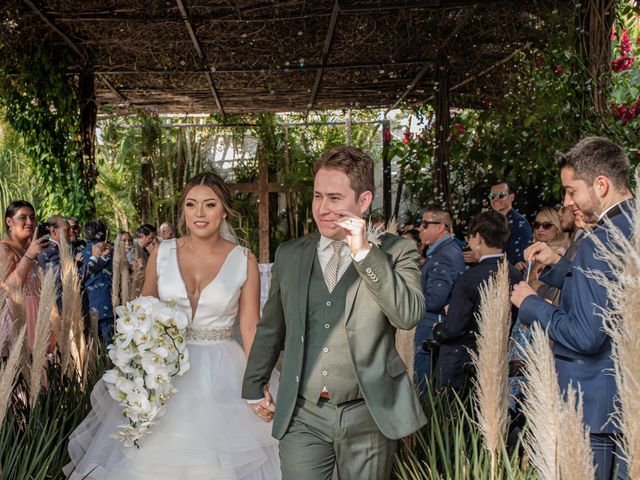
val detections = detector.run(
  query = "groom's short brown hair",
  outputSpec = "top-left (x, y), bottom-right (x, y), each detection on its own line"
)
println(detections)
top-left (314, 146), bottom-right (375, 197)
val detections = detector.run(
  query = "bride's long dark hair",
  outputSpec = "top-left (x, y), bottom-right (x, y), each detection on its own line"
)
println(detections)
top-left (178, 172), bottom-right (238, 237)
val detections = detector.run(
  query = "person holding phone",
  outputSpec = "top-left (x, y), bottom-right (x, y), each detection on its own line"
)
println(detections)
top-left (80, 220), bottom-right (114, 343)
top-left (0, 200), bottom-right (48, 353)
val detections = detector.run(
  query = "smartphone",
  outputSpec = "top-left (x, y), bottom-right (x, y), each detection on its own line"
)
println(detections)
top-left (35, 222), bottom-right (50, 240)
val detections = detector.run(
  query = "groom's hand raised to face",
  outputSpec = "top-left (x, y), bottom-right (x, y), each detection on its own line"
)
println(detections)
top-left (333, 211), bottom-right (370, 255)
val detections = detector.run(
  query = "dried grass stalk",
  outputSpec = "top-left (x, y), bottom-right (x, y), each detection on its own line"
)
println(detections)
top-left (29, 268), bottom-right (55, 409)
top-left (0, 325), bottom-right (26, 428)
top-left (5, 283), bottom-right (30, 380)
top-left (59, 246), bottom-right (82, 377)
top-left (559, 384), bottom-right (595, 480)
top-left (471, 260), bottom-right (511, 478)
top-left (521, 323), bottom-right (562, 480)
top-left (587, 190), bottom-right (640, 478)
top-left (112, 234), bottom-right (123, 311)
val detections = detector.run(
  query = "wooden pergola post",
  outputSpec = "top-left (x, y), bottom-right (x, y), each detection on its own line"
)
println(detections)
top-left (78, 67), bottom-right (97, 215)
top-left (257, 148), bottom-right (270, 264)
top-left (433, 51), bottom-right (451, 209)
top-left (382, 120), bottom-right (392, 222)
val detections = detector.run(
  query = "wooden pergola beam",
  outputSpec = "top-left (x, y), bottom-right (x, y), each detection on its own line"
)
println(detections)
top-left (21, 0), bottom-right (128, 103)
top-left (175, 0), bottom-right (224, 117)
top-left (306, 0), bottom-right (340, 112)
top-left (386, 6), bottom-right (476, 113)
top-left (92, 59), bottom-right (436, 75)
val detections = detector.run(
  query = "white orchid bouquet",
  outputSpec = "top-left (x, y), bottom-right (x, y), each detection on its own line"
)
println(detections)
top-left (102, 296), bottom-right (191, 447)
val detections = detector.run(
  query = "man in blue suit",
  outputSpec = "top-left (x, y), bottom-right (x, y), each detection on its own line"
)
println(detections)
top-left (511, 137), bottom-right (633, 480)
top-left (414, 207), bottom-right (465, 393)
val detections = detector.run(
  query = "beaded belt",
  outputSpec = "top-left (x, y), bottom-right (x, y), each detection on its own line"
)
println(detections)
top-left (185, 325), bottom-right (234, 342)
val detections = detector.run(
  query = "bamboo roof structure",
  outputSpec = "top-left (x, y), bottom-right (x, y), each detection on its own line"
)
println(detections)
top-left (1, 0), bottom-right (573, 115)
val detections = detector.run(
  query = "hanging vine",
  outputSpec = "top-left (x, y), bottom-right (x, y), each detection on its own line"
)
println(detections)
top-left (0, 45), bottom-right (95, 220)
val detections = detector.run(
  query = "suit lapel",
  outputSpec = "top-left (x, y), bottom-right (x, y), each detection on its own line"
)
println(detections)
top-left (344, 274), bottom-right (362, 327)
top-left (297, 232), bottom-right (319, 329)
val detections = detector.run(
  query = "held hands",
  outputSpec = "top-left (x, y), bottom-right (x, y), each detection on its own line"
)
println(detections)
top-left (251, 384), bottom-right (275, 423)
top-left (333, 211), bottom-right (370, 255)
top-left (523, 241), bottom-right (561, 266)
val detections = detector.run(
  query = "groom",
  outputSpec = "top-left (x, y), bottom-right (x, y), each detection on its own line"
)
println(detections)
top-left (242, 146), bottom-right (427, 479)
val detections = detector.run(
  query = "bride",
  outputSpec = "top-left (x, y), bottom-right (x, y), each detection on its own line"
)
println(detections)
top-left (65, 172), bottom-right (280, 479)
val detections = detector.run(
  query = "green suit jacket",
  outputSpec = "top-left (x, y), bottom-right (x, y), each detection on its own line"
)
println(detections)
top-left (242, 231), bottom-right (427, 440)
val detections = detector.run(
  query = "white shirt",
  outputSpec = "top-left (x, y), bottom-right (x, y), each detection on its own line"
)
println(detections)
top-left (479, 253), bottom-right (505, 262)
top-left (318, 236), bottom-right (352, 283)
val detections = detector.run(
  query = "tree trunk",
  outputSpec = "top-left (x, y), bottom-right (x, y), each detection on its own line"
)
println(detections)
top-left (78, 67), bottom-right (97, 217)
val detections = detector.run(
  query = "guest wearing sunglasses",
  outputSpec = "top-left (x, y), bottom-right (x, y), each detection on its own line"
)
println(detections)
top-left (485, 182), bottom-right (532, 268)
top-left (527, 207), bottom-right (570, 300)
top-left (413, 208), bottom-right (465, 393)
top-left (67, 217), bottom-right (86, 256)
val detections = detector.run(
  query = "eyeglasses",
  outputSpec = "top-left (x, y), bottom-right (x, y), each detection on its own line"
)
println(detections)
top-left (421, 221), bottom-right (449, 228)
top-left (488, 192), bottom-right (509, 200)
top-left (533, 221), bottom-right (555, 230)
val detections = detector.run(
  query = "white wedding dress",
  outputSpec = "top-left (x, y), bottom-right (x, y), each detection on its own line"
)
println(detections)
top-left (65, 239), bottom-right (281, 479)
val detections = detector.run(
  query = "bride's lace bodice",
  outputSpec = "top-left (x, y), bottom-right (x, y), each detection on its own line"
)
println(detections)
top-left (156, 239), bottom-right (247, 331)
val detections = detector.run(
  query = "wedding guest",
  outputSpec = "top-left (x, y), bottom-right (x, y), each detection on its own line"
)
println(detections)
top-left (512, 137), bottom-right (633, 479)
top-left (414, 207), bottom-right (464, 392)
top-left (434, 210), bottom-right (520, 391)
top-left (464, 182), bottom-right (532, 268)
top-left (67, 217), bottom-right (86, 255)
top-left (527, 207), bottom-right (570, 301)
top-left (81, 220), bottom-right (114, 343)
top-left (0, 200), bottom-right (47, 352)
top-left (159, 222), bottom-right (175, 240)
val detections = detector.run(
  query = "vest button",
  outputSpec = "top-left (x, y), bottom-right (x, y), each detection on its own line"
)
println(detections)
top-left (324, 323), bottom-right (330, 329)
top-left (322, 370), bottom-right (328, 376)
top-left (323, 347), bottom-right (329, 353)
top-left (326, 301), bottom-right (332, 307)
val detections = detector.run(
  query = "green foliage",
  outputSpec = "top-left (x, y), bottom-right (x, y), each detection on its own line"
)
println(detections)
top-left (0, 123), bottom-right (36, 219)
top-left (0, 46), bottom-right (95, 221)
top-left (0, 358), bottom-right (105, 479)
top-left (395, 6), bottom-right (639, 231)
top-left (393, 387), bottom-right (536, 480)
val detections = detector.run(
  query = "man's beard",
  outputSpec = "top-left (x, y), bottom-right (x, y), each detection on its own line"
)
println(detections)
top-left (577, 189), bottom-right (601, 223)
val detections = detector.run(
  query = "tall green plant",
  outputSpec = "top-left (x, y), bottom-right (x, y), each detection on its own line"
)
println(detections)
top-left (0, 47), bottom-right (94, 220)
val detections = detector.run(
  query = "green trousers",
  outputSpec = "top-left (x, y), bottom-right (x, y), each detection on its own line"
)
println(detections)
top-left (279, 396), bottom-right (397, 480)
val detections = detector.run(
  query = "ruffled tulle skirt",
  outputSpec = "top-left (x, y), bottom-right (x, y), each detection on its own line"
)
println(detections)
top-left (65, 340), bottom-right (280, 479)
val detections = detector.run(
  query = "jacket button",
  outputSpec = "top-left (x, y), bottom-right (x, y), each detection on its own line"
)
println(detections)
top-left (365, 267), bottom-right (372, 274)
top-left (322, 370), bottom-right (328, 376)
top-left (323, 347), bottom-right (329, 353)
top-left (325, 301), bottom-right (332, 307)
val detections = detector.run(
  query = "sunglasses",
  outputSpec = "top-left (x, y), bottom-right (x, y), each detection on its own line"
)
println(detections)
top-left (421, 221), bottom-right (449, 228)
top-left (488, 192), bottom-right (509, 200)
top-left (533, 221), bottom-right (555, 230)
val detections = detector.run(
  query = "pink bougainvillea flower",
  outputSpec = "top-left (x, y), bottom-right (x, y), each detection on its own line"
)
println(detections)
top-left (402, 131), bottom-right (412, 144)
top-left (611, 27), bottom-right (617, 41)
top-left (454, 122), bottom-right (466, 133)
top-left (611, 55), bottom-right (635, 73)
top-left (383, 130), bottom-right (393, 142)
top-left (534, 56), bottom-right (544, 69)
top-left (621, 28), bottom-right (632, 56)
top-left (554, 64), bottom-right (565, 76)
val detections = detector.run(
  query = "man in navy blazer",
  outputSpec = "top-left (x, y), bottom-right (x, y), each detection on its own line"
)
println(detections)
top-left (511, 137), bottom-right (633, 480)
top-left (414, 207), bottom-right (464, 392)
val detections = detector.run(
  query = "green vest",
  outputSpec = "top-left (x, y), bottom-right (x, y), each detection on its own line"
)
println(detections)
top-left (299, 255), bottom-right (361, 405)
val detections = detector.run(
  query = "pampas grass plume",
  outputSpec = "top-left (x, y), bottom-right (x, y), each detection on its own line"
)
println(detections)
top-left (29, 268), bottom-right (55, 409)
top-left (0, 325), bottom-right (26, 428)
top-left (559, 384), bottom-right (595, 479)
top-left (521, 323), bottom-right (562, 480)
top-left (471, 260), bottom-right (511, 477)
top-left (588, 186), bottom-right (640, 478)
